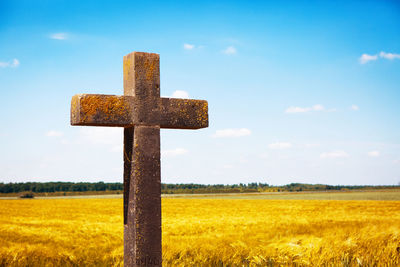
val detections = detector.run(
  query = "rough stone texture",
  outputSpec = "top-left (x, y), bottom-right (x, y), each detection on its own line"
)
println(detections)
top-left (71, 94), bottom-right (208, 129)
top-left (123, 52), bottom-right (162, 267)
top-left (124, 52), bottom-right (160, 126)
top-left (70, 51), bottom-right (208, 267)
top-left (71, 94), bottom-right (134, 126)
top-left (130, 125), bottom-right (161, 266)
top-left (160, 98), bottom-right (208, 129)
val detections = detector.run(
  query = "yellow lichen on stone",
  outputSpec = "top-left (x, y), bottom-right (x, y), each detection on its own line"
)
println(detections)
top-left (70, 94), bottom-right (81, 123)
top-left (80, 95), bottom-right (130, 123)
top-left (201, 101), bottom-right (208, 125)
top-left (105, 96), bottom-right (129, 120)
top-left (124, 57), bottom-right (132, 82)
top-left (144, 57), bottom-right (157, 82)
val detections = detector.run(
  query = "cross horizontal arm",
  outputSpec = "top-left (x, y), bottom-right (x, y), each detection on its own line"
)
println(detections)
top-left (71, 94), bottom-right (208, 129)
top-left (71, 94), bottom-right (135, 127)
top-left (160, 98), bottom-right (208, 129)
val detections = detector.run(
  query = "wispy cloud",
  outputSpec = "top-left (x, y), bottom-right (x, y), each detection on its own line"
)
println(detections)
top-left (268, 142), bottom-right (292, 149)
top-left (162, 148), bottom-right (188, 157)
top-left (367, 151), bottom-right (380, 157)
top-left (183, 43), bottom-right (194, 50)
top-left (0, 59), bottom-right (19, 68)
top-left (285, 104), bottom-right (326, 113)
top-left (285, 107), bottom-right (310, 113)
top-left (171, 90), bottom-right (189, 99)
top-left (13, 59), bottom-right (20, 67)
top-left (351, 104), bottom-right (359, 111)
top-left (213, 128), bottom-right (251, 138)
top-left (379, 51), bottom-right (400, 60)
top-left (320, 150), bottom-right (349, 159)
top-left (45, 130), bottom-right (63, 137)
top-left (222, 46), bottom-right (237, 55)
top-left (50, 33), bottom-right (68, 40)
top-left (359, 51), bottom-right (400, 64)
top-left (359, 53), bottom-right (378, 64)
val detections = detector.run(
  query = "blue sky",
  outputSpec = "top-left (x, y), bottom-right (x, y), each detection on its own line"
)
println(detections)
top-left (1, 0), bottom-right (399, 185)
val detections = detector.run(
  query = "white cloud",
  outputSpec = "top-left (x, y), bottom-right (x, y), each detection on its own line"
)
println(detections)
top-left (367, 151), bottom-right (380, 157)
top-left (46, 130), bottom-right (63, 137)
top-left (320, 150), bottom-right (349, 159)
top-left (12, 59), bottom-right (19, 67)
top-left (222, 46), bottom-right (237, 55)
top-left (312, 104), bottom-right (324, 111)
top-left (268, 142), bottom-right (292, 149)
top-left (0, 58), bottom-right (20, 68)
top-left (50, 33), bottom-right (68, 40)
top-left (359, 51), bottom-right (400, 64)
top-left (379, 51), bottom-right (400, 60)
top-left (285, 106), bottom-right (310, 113)
top-left (171, 90), bottom-right (189, 99)
top-left (162, 148), bottom-right (188, 157)
top-left (351, 104), bottom-right (359, 111)
top-left (359, 53), bottom-right (378, 64)
top-left (213, 128), bottom-right (251, 138)
top-left (285, 104), bottom-right (326, 113)
top-left (183, 43), bottom-right (194, 50)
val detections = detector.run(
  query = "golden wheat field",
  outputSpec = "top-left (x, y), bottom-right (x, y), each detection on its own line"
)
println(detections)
top-left (0, 194), bottom-right (400, 266)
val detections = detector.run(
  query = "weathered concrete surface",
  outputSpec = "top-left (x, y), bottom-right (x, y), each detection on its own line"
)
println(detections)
top-left (70, 51), bottom-right (208, 267)
top-left (71, 94), bottom-right (134, 126)
top-left (160, 98), bottom-right (208, 129)
top-left (124, 52), bottom-right (161, 126)
top-left (127, 125), bottom-right (161, 266)
top-left (71, 94), bottom-right (208, 129)
top-left (123, 52), bottom-right (162, 267)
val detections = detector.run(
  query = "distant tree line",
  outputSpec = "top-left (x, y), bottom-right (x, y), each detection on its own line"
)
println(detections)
top-left (161, 182), bottom-right (270, 194)
top-left (0, 181), bottom-right (398, 195)
top-left (0, 182), bottom-right (122, 194)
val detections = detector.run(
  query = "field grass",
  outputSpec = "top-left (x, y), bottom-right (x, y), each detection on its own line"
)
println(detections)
top-left (163, 189), bottom-right (400, 200)
top-left (0, 192), bottom-right (399, 266)
top-left (2, 189), bottom-right (400, 201)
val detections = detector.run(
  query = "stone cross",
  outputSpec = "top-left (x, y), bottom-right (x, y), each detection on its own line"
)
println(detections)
top-left (70, 52), bottom-right (208, 266)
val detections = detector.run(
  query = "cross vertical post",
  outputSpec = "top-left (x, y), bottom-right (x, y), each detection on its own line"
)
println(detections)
top-left (123, 52), bottom-right (161, 266)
